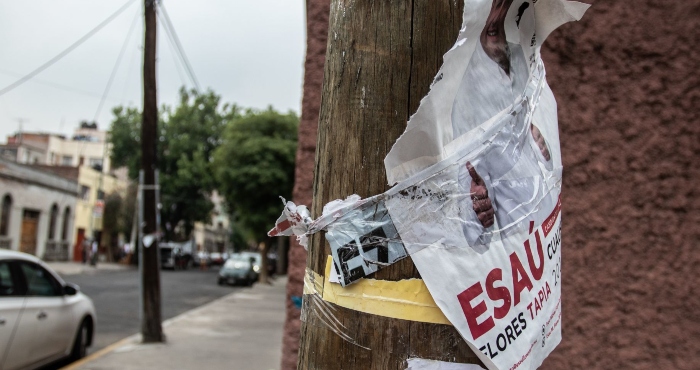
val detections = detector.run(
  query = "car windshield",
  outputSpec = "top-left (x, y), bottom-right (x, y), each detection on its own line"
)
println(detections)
top-left (240, 253), bottom-right (261, 264)
top-left (228, 254), bottom-right (248, 262)
top-left (224, 256), bottom-right (249, 268)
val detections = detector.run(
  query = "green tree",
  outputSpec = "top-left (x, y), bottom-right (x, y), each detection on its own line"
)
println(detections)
top-left (102, 192), bottom-right (123, 262)
top-left (214, 108), bottom-right (298, 282)
top-left (109, 88), bottom-right (240, 240)
top-left (109, 106), bottom-right (141, 179)
top-left (159, 89), bottom-right (239, 239)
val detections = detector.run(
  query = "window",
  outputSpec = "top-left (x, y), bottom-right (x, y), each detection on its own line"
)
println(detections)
top-left (61, 155), bottom-right (73, 166)
top-left (48, 204), bottom-right (59, 240)
top-left (80, 185), bottom-right (90, 201)
top-left (19, 262), bottom-right (60, 296)
top-left (0, 194), bottom-right (11, 236)
top-left (61, 207), bottom-right (71, 241)
top-left (89, 157), bottom-right (103, 171)
top-left (0, 262), bottom-right (17, 296)
top-left (97, 190), bottom-right (105, 201)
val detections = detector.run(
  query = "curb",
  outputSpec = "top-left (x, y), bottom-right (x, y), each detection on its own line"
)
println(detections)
top-left (59, 333), bottom-right (139, 370)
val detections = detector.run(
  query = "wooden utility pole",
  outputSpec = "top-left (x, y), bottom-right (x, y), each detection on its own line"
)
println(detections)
top-left (140, 0), bottom-right (163, 343)
top-left (299, 1), bottom-right (485, 368)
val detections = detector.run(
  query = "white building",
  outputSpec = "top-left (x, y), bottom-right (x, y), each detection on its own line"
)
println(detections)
top-left (0, 158), bottom-right (79, 260)
top-left (193, 191), bottom-right (231, 253)
top-left (0, 124), bottom-right (112, 173)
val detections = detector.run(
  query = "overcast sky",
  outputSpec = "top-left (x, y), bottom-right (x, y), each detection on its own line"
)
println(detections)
top-left (0, 0), bottom-right (306, 141)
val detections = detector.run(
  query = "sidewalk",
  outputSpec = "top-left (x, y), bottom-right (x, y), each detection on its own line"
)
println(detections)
top-left (46, 261), bottom-right (133, 276)
top-left (64, 276), bottom-right (287, 370)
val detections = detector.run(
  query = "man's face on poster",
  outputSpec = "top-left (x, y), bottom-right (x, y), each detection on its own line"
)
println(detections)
top-left (480, 0), bottom-right (514, 75)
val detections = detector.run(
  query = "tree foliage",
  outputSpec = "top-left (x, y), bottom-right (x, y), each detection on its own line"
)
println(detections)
top-left (214, 108), bottom-right (298, 242)
top-left (102, 192), bottom-right (123, 235)
top-left (109, 106), bottom-right (141, 179)
top-left (109, 88), bottom-right (240, 240)
top-left (159, 89), bottom-right (239, 238)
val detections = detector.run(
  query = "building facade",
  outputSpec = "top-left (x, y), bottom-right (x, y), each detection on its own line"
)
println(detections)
top-left (0, 158), bottom-right (78, 260)
top-left (1, 124), bottom-right (132, 261)
top-left (0, 125), bottom-right (112, 174)
top-left (73, 166), bottom-right (128, 261)
top-left (193, 191), bottom-right (230, 253)
top-left (34, 165), bottom-right (129, 261)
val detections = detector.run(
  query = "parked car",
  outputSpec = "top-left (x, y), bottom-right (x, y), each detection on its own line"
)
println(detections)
top-left (217, 254), bottom-right (257, 286)
top-left (159, 242), bottom-right (193, 270)
top-left (239, 251), bottom-right (277, 276)
top-left (0, 250), bottom-right (96, 370)
top-left (239, 251), bottom-right (262, 276)
top-left (267, 251), bottom-right (278, 276)
top-left (209, 252), bottom-right (224, 266)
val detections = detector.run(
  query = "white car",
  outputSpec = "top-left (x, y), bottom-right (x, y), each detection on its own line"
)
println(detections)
top-left (0, 250), bottom-right (96, 370)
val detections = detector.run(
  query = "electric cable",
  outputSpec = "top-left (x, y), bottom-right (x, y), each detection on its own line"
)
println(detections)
top-left (0, 69), bottom-right (119, 101)
top-left (157, 3), bottom-right (201, 91)
top-left (93, 7), bottom-right (141, 123)
top-left (158, 12), bottom-right (188, 87)
top-left (0, 0), bottom-right (138, 97)
top-left (119, 40), bottom-right (141, 105)
top-left (157, 5), bottom-right (198, 90)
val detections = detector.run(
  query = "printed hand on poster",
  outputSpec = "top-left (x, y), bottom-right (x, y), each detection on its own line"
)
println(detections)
top-left (467, 162), bottom-right (494, 229)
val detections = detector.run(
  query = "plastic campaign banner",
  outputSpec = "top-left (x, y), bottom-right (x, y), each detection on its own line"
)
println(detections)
top-left (381, 0), bottom-right (588, 369)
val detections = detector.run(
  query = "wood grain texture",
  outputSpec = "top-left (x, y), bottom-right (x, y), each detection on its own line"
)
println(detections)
top-left (298, 1), bottom-right (485, 368)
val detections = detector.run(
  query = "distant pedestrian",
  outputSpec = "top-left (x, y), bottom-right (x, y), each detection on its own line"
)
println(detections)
top-left (81, 239), bottom-right (89, 264)
top-left (90, 239), bottom-right (98, 266)
top-left (122, 243), bottom-right (131, 263)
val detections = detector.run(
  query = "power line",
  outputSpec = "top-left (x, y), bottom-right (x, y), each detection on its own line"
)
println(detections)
top-left (120, 41), bottom-right (141, 105)
top-left (93, 8), bottom-right (141, 123)
top-left (0, 0), bottom-right (138, 98)
top-left (157, 4), bottom-right (199, 90)
top-left (0, 69), bottom-right (120, 101)
top-left (158, 12), bottom-right (188, 87)
top-left (157, 3), bottom-right (201, 91)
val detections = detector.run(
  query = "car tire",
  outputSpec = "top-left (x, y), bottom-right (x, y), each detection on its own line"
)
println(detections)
top-left (217, 278), bottom-right (224, 285)
top-left (70, 319), bottom-right (90, 361)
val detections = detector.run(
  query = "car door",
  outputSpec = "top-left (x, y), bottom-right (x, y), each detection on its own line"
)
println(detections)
top-left (15, 261), bottom-right (75, 365)
top-left (0, 260), bottom-right (30, 370)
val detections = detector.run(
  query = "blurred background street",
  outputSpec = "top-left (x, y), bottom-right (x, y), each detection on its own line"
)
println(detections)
top-left (51, 263), bottom-right (242, 353)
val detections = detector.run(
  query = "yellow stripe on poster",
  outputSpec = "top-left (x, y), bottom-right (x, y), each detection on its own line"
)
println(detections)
top-left (316, 256), bottom-right (452, 325)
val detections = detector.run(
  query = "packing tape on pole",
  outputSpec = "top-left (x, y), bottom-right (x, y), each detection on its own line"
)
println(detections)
top-left (303, 256), bottom-right (451, 325)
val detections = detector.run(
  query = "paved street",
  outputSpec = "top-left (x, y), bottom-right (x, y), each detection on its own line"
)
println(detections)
top-left (56, 265), bottom-right (242, 353)
top-left (68, 276), bottom-right (286, 370)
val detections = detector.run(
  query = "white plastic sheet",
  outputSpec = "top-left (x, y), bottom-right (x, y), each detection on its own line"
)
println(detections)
top-left (406, 358), bottom-right (486, 370)
top-left (383, 1), bottom-right (587, 369)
